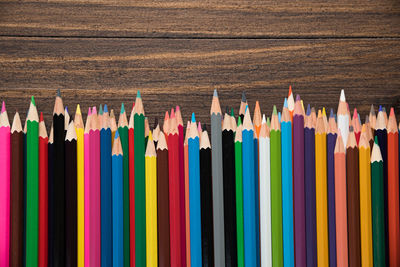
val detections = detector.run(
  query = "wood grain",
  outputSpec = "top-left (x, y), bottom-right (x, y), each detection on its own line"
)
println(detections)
top-left (0, 37), bottom-right (399, 128)
top-left (0, 0), bottom-right (399, 38)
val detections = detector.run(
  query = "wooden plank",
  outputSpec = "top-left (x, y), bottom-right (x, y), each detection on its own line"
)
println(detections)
top-left (0, 1), bottom-right (399, 38)
top-left (0, 37), bottom-right (399, 127)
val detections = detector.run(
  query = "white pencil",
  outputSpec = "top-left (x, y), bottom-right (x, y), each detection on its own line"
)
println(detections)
top-left (337, 90), bottom-right (350, 148)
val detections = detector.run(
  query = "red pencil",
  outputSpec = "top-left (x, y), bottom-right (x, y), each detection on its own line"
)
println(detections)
top-left (128, 102), bottom-right (135, 267)
top-left (168, 109), bottom-right (182, 266)
top-left (39, 112), bottom-right (48, 267)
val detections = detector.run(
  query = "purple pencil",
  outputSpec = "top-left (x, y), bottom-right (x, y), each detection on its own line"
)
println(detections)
top-left (327, 109), bottom-right (337, 267)
top-left (305, 105), bottom-right (317, 266)
top-left (293, 95), bottom-right (306, 266)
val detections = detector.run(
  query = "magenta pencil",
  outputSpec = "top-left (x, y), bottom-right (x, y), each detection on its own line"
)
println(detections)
top-left (84, 108), bottom-right (91, 267)
top-left (0, 102), bottom-right (10, 267)
top-left (89, 107), bottom-right (101, 266)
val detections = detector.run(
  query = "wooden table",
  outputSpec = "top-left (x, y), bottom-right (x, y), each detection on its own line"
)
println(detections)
top-left (0, 0), bottom-right (399, 127)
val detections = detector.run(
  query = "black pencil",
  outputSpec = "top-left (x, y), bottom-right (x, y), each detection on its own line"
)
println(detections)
top-left (200, 125), bottom-right (215, 266)
top-left (51, 89), bottom-right (65, 266)
top-left (65, 121), bottom-right (77, 267)
top-left (222, 109), bottom-right (238, 266)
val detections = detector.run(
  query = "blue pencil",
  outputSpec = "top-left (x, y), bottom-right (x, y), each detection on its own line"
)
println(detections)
top-left (100, 105), bottom-right (112, 267)
top-left (242, 106), bottom-right (256, 266)
top-left (281, 99), bottom-right (294, 266)
top-left (112, 131), bottom-right (124, 267)
top-left (188, 113), bottom-right (202, 267)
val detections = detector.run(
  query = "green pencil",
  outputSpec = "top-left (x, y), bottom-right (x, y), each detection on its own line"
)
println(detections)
top-left (235, 117), bottom-right (244, 267)
top-left (26, 96), bottom-right (39, 266)
top-left (134, 91), bottom-right (146, 267)
top-left (371, 136), bottom-right (386, 266)
top-left (118, 103), bottom-right (130, 267)
top-left (270, 105), bottom-right (283, 266)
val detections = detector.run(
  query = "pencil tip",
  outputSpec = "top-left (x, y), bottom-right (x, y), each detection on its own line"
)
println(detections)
top-left (390, 107), bottom-right (395, 116)
top-left (330, 108), bottom-right (334, 118)
top-left (374, 135), bottom-right (378, 144)
top-left (31, 96), bottom-right (36, 106)
top-left (296, 94), bottom-right (301, 101)
top-left (171, 108), bottom-right (175, 118)
top-left (379, 105), bottom-right (382, 112)
top-left (241, 91), bottom-right (246, 102)
top-left (231, 107), bottom-right (234, 117)
top-left (99, 104), bottom-right (103, 115)
top-left (92, 106), bottom-right (97, 114)
top-left (57, 88), bottom-right (61, 97)
top-left (237, 116), bottom-right (242, 126)
top-left (115, 129), bottom-right (119, 139)
top-left (176, 105), bottom-right (180, 112)
top-left (322, 107), bottom-right (326, 117)
top-left (306, 104), bottom-right (311, 116)
top-left (213, 89), bottom-right (218, 97)
top-left (121, 103), bottom-right (125, 114)
top-left (1, 101), bottom-right (5, 113)
top-left (40, 112), bottom-right (43, 122)
top-left (76, 104), bottom-right (81, 115)
top-left (284, 98), bottom-right (288, 108)
top-left (137, 90), bottom-right (141, 98)
top-left (104, 104), bottom-right (108, 113)
top-left (288, 85), bottom-right (292, 96)
top-left (273, 105), bottom-right (277, 115)
top-left (340, 89), bottom-right (345, 102)
top-left (191, 112), bottom-right (196, 123)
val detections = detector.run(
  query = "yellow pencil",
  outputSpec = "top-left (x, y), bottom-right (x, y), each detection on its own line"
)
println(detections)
top-left (315, 109), bottom-right (329, 266)
top-left (74, 104), bottom-right (84, 267)
top-left (359, 125), bottom-right (373, 266)
top-left (145, 130), bottom-right (158, 267)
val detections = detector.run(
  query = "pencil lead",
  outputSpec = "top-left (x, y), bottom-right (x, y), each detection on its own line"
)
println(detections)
top-left (379, 105), bottom-right (382, 112)
top-left (273, 105), bottom-right (277, 115)
top-left (278, 112), bottom-right (281, 123)
top-left (57, 88), bottom-right (61, 97)
top-left (241, 91), bottom-right (246, 102)
top-left (318, 109), bottom-right (322, 117)
top-left (31, 96), bottom-right (36, 106)
top-left (213, 89), bottom-right (218, 97)
top-left (92, 106), bottom-right (97, 114)
top-left (382, 107), bottom-right (386, 113)
top-left (284, 98), bottom-right (288, 108)
top-left (374, 135), bottom-right (378, 144)
top-left (121, 103), bottom-right (125, 114)
top-left (353, 108), bottom-right (358, 119)
top-left (370, 104), bottom-right (375, 116)
top-left (390, 107), bottom-right (395, 116)
top-left (365, 115), bottom-right (369, 124)
top-left (40, 112), bottom-right (43, 122)
top-left (137, 90), bottom-right (141, 99)
top-left (65, 106), bottom-right (69, 114)
top-left (191, 112), bottom-right (196, 123)
top-left (295, 94), bottom-right (300, 102)
top-left (231, 107), bottom-right (234, 117)
top-left (330, 108), bottom-right (334, 118)
top-left (99, 104), bottom-right (103, 115)
top-left (262, 114), bottom-right (266, 123)
top-left (266, 117), bottom-right (271, 127)
top-left (104, 104), bottom-right (108, 113)
top-left (115, 129), bottom-right (120, 139)
top-left (171, 108), bottom-right (175, 118)
top-left (76, 104), bottom-right (81, 115)
top-left (340, 89), bottom-right (345, 102)
top-left (148, 130), bottom-right (153, 141)
top-left (288, 85), bottom-right (292, 96)
top-left (322, 107), bottom-right (326, 117)
top-left (237, 116), bottom-right (242, 126)
top-left (245, 105), bottom-right (248, 113)
top-left (306, 104), bottom-right (311, 116)
top-left (88, 107), bottom-right (91, 116)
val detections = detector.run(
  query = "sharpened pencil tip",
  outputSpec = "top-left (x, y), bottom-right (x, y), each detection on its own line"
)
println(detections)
top-left (296, 94), bottom-right (301, 102)
top-left (262, 114), bottom-right (266, 123)
top-left (284, 98), bottom-right (288, 108)
top-left (340, 89), bottom-right (345, 102)
top-left (57, 88), bottom-right (61, 97)
top-left (330, 108), bottom-right (334, 118)
top-left (322, 107), bottom-right (326, 117)
top-left (1, 101), bottom-right (5, 113)
top-left (288, 85), bottom-right (292, 96)
top-left (379, 105), bottom-right (382, 112)
top-left (241, 91), bottom-right (246, 102)
top-left (103, 104), bottom-right (108, 113)
top-left (176, 105), bottom-right (180, 112)
top-left (137, 90), bottom-right (141, 98)
top-left (92, 106), bottom-right (97, 114)
top-left (237, 116), bottom-right (242, 126)
top-left (40, 112), bottom-right (43, 122)
top-left (121, 103), bottom-right (125, 114)
top-left (273, 105), bottom-right (277, 115)
top-left (76, 104), bottom-right (81, 115)
top-left (115, 129), bottom-right (119, 139)
top-left (31, 96), bottom-right (36, 106)
top-left (306, 104), bottom-right (311, 116)
top-left (148, 130), bottom-right (153, 141)
top-left (231, 107), bottom-right (234, 117)
top-left (191, 112), bottom-right (196, 123)
top-left (390, 107), bottom-right (395, 116)
top-left (213, 89), bottom-right (218, 97)
top-left (65, 106), bottom-right (69, 114)
top-left (99, 104), bottom-right (103, 115)
top-left (374, 135), bottom-right (378, 144)
top-left (266, 117), bottom-right (271, 127)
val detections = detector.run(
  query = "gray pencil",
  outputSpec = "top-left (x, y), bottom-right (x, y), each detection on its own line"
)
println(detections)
top-left (211, 89), bottom-right (225, 266)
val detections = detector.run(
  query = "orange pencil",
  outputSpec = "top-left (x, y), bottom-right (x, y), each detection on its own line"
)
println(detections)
top-left (387, 108), bottom-right (400, 266)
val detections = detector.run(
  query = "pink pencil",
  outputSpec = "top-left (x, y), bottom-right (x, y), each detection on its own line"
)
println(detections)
top-left (90, 107), bottom-right (101, 266)
top-left (0, 102), bottom-right (10, 267)
top-left (84, 107), bottom-right (91, 267)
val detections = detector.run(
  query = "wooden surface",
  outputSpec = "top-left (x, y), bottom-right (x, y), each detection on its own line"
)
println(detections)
top-left (0, 0), bottom-right (399, 127)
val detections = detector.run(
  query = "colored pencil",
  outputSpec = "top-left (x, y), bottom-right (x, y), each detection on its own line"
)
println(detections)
top-left (387, 107), bottom-right (400, 266)
top-left (371, 136), bottom-right (386, 266)
top-left (346, 127), bottom-right (361, 267)
top-left (74, 105), bottom-right (85, 267)
top-left (128, 102), bottom-right (136, 267)
top-left (184, 121), bottom-right (191, 267)
top-left (51, 89), bottom-right (65, 265)
top-left (281, 100), bottom-right (294, 267)
top-left (145, 131), bottom-right (158, 267)
top-left (188, 113), bottom-right (202, 267)
top-left (223, 108), bottom-right (237, 267)
top-left (0, 102), bottom-right (10, 267)
top-left (353, 108), bottom-right (361, 145)
top-left (242, 106), bottom-right (256, 266)
top-left (47, 124), bottom-right (53, 267)
top-left (112, 131), bottom-right (124, 267)
top-left (337, 90), bottom-right (349, 148)
top-left (38, 113), bottom-right (48, 267)
top-left (157, 131), bottom-right (170, 267)
top-left (327, 109), bottom-right (337, 267)
top-left (315, 110), bottom-right (329, 266)
top-left (359, 125), bottom-right (373, 266)
top-left (334, 133), bottom-right (348, 267)
top-left (176, 106), bottom-right (187, 267)
top-left (101, 104), bottom-right (112, 267)
top-left (10, 112), bottom-right (23, 267)
top-left (118, 103), bottom-right (130, 267)
top-left (26, 97), bottom-right (39, 267)
top-left (234, 119), bottom-right (244, 267)
top-left (287, 86), bottom-right (294, 121)
top-left (210, 89), bottom-right (225, 266)
top-left (200, 125), bottom-right (215, 266)
top-left (89, 107), bottom-right (101, 267)
top-left (84, 108), bottom-right (91, 267)
top-left (375, 106), bottom-right (389, 265)
top-left (168, 108), bottom-right (182, 266)
top-left (259, 115), bottom-right (272, 267)
top-left (270, 105), bottom-right (283, 266)
top-left (65, 120), bottom-right (77, 267)
top-left (293, 95), bottom-right (306, 267)
top-left (305, 105), bottom-right (317, 266)
top-left (134, 91), bottom-right (146, 267)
